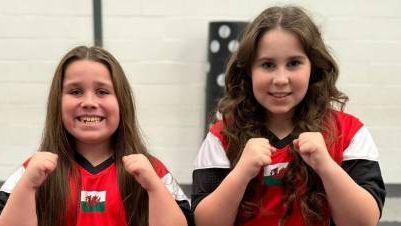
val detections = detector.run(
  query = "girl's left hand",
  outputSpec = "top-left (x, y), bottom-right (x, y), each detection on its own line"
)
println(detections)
top-left (122, 154), bottom-right (161, 192)
top-left (293, 132), bottom-right (336, 174)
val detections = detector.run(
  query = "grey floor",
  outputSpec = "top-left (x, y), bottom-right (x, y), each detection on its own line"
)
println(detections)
top-left (379, 197), bottom-right (401, 225)
top-left (380, 223), bottom-right (401, 226)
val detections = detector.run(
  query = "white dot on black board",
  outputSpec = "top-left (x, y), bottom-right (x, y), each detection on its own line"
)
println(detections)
top-left (216, 73), bottom-right (225, 87)
top-left (210, 40), bottom-right (220, 53)
top-left (228, 40), bottom-right (239, 53)
top-left (218, 25), bottom-right (231, 39)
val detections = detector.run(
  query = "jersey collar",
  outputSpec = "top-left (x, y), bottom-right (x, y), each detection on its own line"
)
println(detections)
top-left (266, 130), bottom-right (297, 149)
top-left (74, 152), bottom-right (114, 175)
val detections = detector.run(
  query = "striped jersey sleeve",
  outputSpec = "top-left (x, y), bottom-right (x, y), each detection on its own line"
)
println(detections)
top-left (334, 112), bottom-right (386, 217)
top-left (151, 157), bottom-right (194, 225)
top-left (192, 122), bottom-right (231, 211)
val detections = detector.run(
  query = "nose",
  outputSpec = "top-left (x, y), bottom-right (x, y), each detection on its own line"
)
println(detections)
top-left (80, 93), bottom-right (98, 109)
top-left (272, 67), bottom-right (289, 86)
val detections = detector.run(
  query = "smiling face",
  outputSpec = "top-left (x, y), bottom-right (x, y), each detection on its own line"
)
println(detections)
top-left (251, 28), bottom-right (311, 120)
top-left (61, 59), bottom-right (120, 147)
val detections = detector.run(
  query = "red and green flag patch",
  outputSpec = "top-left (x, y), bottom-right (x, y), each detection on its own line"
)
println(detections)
top-left (80, 191), bottom-right (106, 213)
top-left (263, 162), bottom-right (288, 186)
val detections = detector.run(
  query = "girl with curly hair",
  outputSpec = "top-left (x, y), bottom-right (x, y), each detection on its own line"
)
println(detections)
top-left (192, 6), bottom-right (385, 226)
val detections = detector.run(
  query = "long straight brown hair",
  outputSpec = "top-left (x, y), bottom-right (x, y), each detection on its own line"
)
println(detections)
top-left (217, 6), bottom-right (348, 226)
top-left (36, 46), bottom-right (150, 226)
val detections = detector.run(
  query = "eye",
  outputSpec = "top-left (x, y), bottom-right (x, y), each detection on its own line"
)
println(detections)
top-left (96, 89), bottom-right (110, 96)
top-left (287, 60), bottom-right (302, 68)
top-left (261, 62), bottom-right (275, 70)
top-left (69, 88), bottom-right (83, 96)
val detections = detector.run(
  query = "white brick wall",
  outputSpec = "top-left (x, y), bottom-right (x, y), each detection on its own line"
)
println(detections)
top-left (0, 0), bottom-right (93, 179)
top-left (1, 0), bottom-right (400, 184)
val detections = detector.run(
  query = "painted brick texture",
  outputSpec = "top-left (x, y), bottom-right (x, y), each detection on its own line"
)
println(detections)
top-left (1, 0), bottom-right (400, 184)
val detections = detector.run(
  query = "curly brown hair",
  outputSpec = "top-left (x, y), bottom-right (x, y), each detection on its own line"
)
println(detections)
top-left (217, 6), bottom-right (348, 226)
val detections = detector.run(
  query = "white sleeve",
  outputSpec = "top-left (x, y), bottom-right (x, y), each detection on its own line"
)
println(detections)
top-left (193, 132), bottom-right (230, 170)
top-left (343, 126), bottom-right (379, 161)
top-left (0, 167), bottom-right (25, 193)
top-left (161, 173), bottom-right (189, 201)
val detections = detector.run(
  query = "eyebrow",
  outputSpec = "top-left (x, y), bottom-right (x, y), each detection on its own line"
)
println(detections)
top-left (255, 55), bottom-right (308, 61)
top-left (63, 81), bottom-right (114, 89)
top-left (289, 55), bottom-right (308, 60)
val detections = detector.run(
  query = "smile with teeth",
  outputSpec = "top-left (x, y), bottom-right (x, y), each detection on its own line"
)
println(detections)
top-left (78, 116), bottom-right (104, 124)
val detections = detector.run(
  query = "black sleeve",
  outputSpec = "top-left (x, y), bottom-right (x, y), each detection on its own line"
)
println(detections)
top-left (342, 159), bottom-right (386, 216)
top-left (0, 191), bottom-right (10, 215)
top-left (191, 168), bottom-right (230, 212)
top-left (176, 200), bottom-right (194, 226)
top-left (328, 159), bottom-right (386, 226)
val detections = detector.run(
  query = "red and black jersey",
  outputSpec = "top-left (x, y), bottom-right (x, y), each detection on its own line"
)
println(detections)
top-left (1, 153), bottom-right (191, 226)
top-left (191, 111), bottom-right (385, 226)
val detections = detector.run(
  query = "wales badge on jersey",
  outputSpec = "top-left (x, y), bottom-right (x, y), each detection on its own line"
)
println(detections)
top-left (263, 162), bottom-right (288, 186)
top-left (80, 191), bottom-right (106, 213)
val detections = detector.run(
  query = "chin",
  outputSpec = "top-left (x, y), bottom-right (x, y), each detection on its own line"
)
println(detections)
top-left (74, 134), bottom-right (111, 145)
top-left (266, 107), bottom-right (295, 117)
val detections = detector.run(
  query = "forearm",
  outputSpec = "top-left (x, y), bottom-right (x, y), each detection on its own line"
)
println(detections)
top-left (318, 161), bottom-right (380, 226)
top-left (0, 178), bottom-right (37, 226)
top-left (194, 169), bottom-right (249, 226)
top-left (148, 181), bottom-right (187, 226)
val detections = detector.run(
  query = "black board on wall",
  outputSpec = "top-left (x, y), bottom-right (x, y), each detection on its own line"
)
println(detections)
top-left (205, 21), bottom-right (248, 134)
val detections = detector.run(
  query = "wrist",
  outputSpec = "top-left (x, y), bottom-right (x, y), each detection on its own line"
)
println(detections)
top-left (144, 172), bottom-right (165, 192)
top-left (231, 164), bottom-right (253, 185)
top-left (18, 174), bottom-right (39, 192)
top-left (315, 158), bottom-right (339, 178)
top-left (146, 178), bottom-right (166, 194)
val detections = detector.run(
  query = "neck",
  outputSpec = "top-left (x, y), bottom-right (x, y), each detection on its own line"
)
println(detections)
top-left (266, 114), bottom-right (294, 139)
top-left (75, 141), bottom-right (113, 166)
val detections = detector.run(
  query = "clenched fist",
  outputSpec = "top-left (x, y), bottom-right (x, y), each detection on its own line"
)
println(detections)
top-left (293, 132), bottom-right (335, 174)
top-left (122, 154), bottom-right (161, 192)
top-left (23, 152), bottom-right (58, 190)
top-left (234, 138), bottom-right (275, 182)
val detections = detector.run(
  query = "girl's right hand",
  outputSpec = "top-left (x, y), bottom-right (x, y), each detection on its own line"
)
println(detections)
top-left (22, 152), bottom-right (58, 190)
top-left (234, 138), bottom-right (275, 182)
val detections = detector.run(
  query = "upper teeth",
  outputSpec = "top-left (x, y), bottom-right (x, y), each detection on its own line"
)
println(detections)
top-left (81, 116), bottom-right (101, 123)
